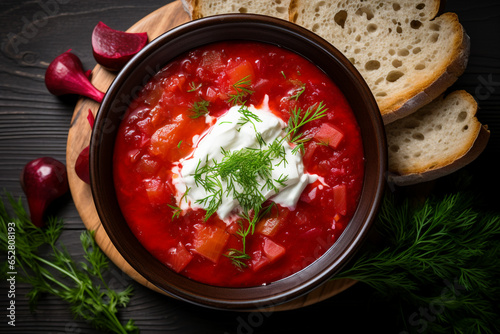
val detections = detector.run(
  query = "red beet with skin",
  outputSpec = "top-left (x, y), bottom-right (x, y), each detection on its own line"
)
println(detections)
top-left (92, 21), bottom-right (148, 71)
top-left (45, 50), bottom-right (105, 103)
top-left (75, 109), bottom-right (95, 185)
top-left (75, 146), bottom-right (90, 184)
top-left (20, 157), bottom-right (69, 227)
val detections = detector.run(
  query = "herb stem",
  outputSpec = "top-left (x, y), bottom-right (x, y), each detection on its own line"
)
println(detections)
top-left (35, 253), bottom-right (79, 283)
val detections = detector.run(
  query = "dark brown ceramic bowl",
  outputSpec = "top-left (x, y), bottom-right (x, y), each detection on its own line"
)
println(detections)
top-left (90, 14), bottom-right (386, 311)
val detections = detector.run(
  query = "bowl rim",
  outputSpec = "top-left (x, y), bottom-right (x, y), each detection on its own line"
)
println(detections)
top-left (90, 13), bottom-right (387, 311)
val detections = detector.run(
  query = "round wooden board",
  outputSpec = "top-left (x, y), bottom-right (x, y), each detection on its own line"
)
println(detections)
top-left (66, 0), bottom-right (356, 311)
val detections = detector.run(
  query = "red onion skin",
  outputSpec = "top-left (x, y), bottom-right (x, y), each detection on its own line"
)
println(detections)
top-left (45, 50), bottom-right (104, 103)
top-left (20, 157), bottom-right (69, 227)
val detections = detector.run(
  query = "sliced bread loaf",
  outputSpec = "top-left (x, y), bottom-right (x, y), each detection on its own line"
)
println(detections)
top-left (386, 90), bottom-right (490, 186)
top-left (181, 0), bottom-right (292, 20)
top-left (179, 0), bottom-right (488, 186)
top-left (290, 0), bottom-right (470, 123)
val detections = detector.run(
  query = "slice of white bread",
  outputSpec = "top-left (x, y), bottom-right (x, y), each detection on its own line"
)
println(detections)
top-left (289, 0), bottom-right (470, 124)
top-left (386, 90), bottom-right (490, 186)
top-left (181, 0), bottom-right (292, 20)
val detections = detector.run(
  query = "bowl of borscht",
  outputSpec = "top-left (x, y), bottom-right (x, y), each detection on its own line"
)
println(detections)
top-left (90, 14), bottom-right (387, 310)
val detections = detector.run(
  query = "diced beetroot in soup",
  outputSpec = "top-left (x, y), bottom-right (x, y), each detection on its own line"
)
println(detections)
top-left (165, 74), bottom-right (186, 93)
top-left (332, 184), bottom-right (347, 216)
top-left (314, 123), bottom-right (344, 149)
top-left (262, 238), bottom-right (286, 262)
top-left (251, 238), bottom-right (286, 272)
top-left (164, 241), bottom-right (193, 273)
top-left (251, 250), bottom-right (269, 272)
top-left (300, 185), bottom-right (318, 204)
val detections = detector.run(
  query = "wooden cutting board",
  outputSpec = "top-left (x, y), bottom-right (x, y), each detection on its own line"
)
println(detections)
top-left (66, 0), bottom-right (356, 311)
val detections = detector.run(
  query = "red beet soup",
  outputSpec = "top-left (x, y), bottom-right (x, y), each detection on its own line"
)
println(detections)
top-left (113, 41), bottom-right (365, 287)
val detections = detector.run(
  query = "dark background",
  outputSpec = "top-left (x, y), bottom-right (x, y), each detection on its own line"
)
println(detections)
top-left (1, 1), bottom-right (499, 333)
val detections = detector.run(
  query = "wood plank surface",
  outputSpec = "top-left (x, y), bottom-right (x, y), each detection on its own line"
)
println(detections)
top-left (1, 0), bottom-right (499, 333)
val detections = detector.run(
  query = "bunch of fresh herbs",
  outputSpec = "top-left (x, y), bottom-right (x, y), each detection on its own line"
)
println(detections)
top-left (333, 175), bottom-right (500, 333)
top-left (0, 193), bottom-right (138, 333)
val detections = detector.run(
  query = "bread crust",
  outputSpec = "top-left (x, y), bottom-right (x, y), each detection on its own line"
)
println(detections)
top-left (181, 0), bottom-right (195, 19)
top-left (388, 125), bottom-right (490, 186)
top-left (183, 0), bottom-right (292, 20)
top-left (381, 13), bottom-right (470, 124)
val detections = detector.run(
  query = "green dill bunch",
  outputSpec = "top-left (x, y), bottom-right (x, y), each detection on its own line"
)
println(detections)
top-left (0, 193), bottom-right (138, 334)
top-left (334, 189), bottom-right (500, 333)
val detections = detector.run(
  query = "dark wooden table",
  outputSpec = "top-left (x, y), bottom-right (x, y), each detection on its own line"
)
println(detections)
top-left (1, 1), bottom-right (499, 333)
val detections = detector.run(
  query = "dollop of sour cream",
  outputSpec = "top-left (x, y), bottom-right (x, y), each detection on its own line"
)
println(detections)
top-left (173, 97), bottom-right (317, 221)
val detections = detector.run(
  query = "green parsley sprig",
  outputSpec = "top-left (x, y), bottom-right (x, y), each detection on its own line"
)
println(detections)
top-left (0, 193), bottom-right (138, 334)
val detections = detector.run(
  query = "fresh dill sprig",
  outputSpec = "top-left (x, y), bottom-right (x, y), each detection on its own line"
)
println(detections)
top-left (224, 204), bottom-right (275, 269)
top-left (194, 147), bottom-right (271, 217)
top-left (225, 247), bottom-right (251, 270)
top-left (228, 75), bottom-right (254, 106)
top-left (189, 99), bottom-right (210, 119)
top-left (0, 193), bottom-right (138, 334)
top-left (187, 81), bottom-right (201, 92)
top-left (289, 82), bottom-right (306, 101)
top-left (168, 204), bottom-right (182, 219)
top-left (236, 104), bottom-right (262, 129)
top-left (334, 187), bottom-right (500, 333)
top-left (168, 186), bottom-right (192, 220)
top-left (287, 102), bottom-right (328, 154)
top-left (236, 104), bottom-right (266, 146)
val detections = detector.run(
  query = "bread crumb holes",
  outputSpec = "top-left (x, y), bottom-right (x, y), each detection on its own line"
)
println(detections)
top-left (334, 10), bottom-right (347, 28)
top-left (392, 59), bottom-right (403, 68)
top-left (387, 70), bottom-right (404, 82)
top-left (457, 111), bottom-right (468, 122)
top-left (367, 23), bottom-right (378, 32)
top-left (365, 60), bottom-right (381, 70)
top-left (412, 133), bottom-right (425, 141)
top-left (390, 145), bottom-right (400, 153)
